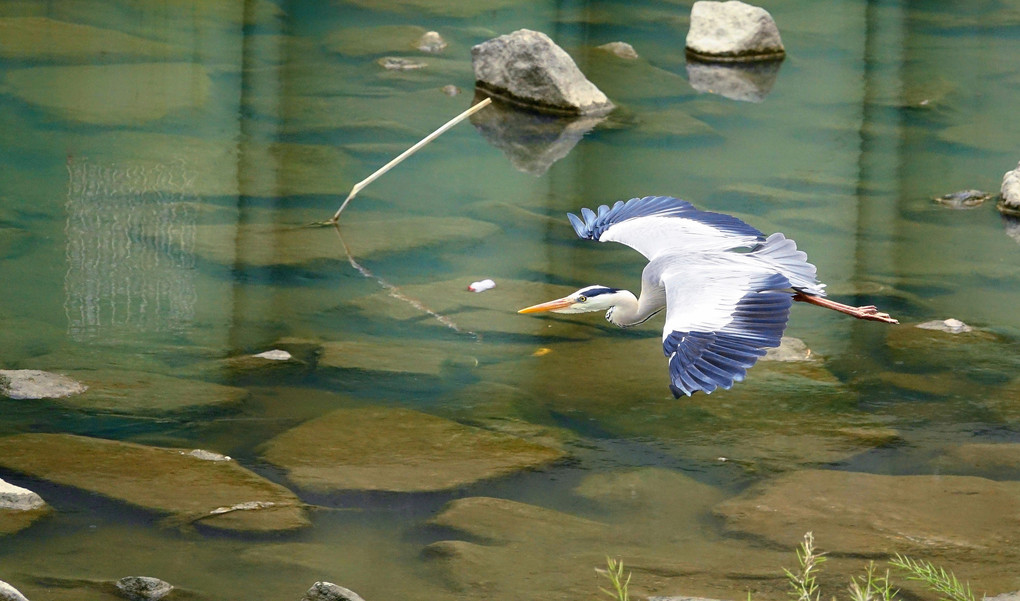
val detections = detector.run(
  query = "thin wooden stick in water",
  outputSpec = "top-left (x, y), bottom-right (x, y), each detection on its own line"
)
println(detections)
top-left (329, 97), bottom-right (492, 223)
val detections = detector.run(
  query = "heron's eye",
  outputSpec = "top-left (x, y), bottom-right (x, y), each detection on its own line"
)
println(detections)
top-left (577, 295), bottom-right (587, 302)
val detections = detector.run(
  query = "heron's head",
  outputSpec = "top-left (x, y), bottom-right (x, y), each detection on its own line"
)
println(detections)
top-left (518, 285), bottom-right (631, 315)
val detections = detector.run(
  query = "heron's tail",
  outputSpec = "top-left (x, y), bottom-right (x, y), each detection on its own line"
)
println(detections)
top-left (753, 233), bottom-right (826, 295)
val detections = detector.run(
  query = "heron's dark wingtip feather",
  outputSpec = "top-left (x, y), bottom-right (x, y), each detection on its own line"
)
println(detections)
top-left (663, 273), bottom-right (792, 396)
top-left (569, 195), bottom-right (765, 243)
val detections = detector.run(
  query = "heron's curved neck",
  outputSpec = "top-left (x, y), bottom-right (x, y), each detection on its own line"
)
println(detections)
top-left (605, 290), bottom-right (656, 327)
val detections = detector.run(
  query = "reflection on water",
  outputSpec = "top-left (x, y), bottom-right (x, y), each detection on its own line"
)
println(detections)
top-left (3, 0), bottom-right (1020, 600)
top-left (64, 158), bottom-right (198, 341)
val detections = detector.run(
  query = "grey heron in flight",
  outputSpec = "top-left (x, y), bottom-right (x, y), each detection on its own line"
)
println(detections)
top-left (518, 196), bottom-right (897, 398)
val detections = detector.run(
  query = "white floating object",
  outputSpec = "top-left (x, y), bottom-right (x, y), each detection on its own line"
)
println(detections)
top-left (468, 279), bottom-right (496, 292)
top-left (253, 349), bottom-right (292, 361)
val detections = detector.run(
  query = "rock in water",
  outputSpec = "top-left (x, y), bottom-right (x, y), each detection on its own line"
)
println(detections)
top-left (301, 582), bottom-right (366, 601)
top-left (0, 580), bottom-right (30, 601)
top-left (998, 161), bottom-right (1020, 216)
top-left (0, 369), bottom-right (86, 399)
top-left (115, 577), bottom-right (173, 601)
top-left (596, 41), bottom-right (639, 60)
top-left (685, 1), bottom-right (785, 62)
top-left (0, 477), bottom-right (46, 510)
top-left (471, 29), bottom-right (614, 115)
top-left (415, 30), bottom-right (447, 53)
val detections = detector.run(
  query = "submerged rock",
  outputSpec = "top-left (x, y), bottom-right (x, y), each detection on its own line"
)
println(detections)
top-left (686, 58), bottom-right (782, 102)
top-left (0, 433), bottom-right (309, 532)
top-left (916, 318), bottom-right (972, 334)
top-left (301, 582), bottom-right (366, 601)
top-left (260, 407), bottom-right (565, 493)
top-left (762, 337), bottom-right (813, 362)
top-left (377, 56), bottom-right (427, 71)
top-left (685, 1), bottom-right (785, 62)
top-left (253, 349), bottom-right (292, 361)
top-left (325, 24), bottom-right (428, 56)
top-left (0, 580), bottom-right (29, 601)
top-left (470, 94), bottom-right (606, 175)
top-left (3, 63), bottom-right (211, 125)
top-left (934, 189), bottom-right (992, 209)
top-left (0, 17), bottom-right (181, 60)
top-left (115, 577), bottom-right (173, 601)
top-left (193, 213), bottom-right (498, 267)
top-left (998, 160), bottom-right (1020, 216)
top-left (415, 31), bottom-right (447, 53)
top-left (714, 469), bottom-right (1020, 555)
top-left (62, 370), bottom-right (248, 414)
top-left (472, 29), bottom-right (614, 115)
top-left (424, 494), bottom-right (791, 601)
top-left (596, 41), bottom-right (639, 60)
top-left (0, 369), bottom-right (86, 400)
top-left (430, 496), bottom-right (605, 543)
top-left (317, 338), bottom-right (477, 377)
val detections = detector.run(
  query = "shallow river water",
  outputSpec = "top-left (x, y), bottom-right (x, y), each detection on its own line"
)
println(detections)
top-left (2, 1), bottom-right (1020, 600)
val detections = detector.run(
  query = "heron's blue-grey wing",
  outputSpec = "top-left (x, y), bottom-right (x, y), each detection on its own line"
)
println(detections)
top-left (568, 196), bottom-right (766, 260)
top-left (655, 258), bottom-right (791, 397)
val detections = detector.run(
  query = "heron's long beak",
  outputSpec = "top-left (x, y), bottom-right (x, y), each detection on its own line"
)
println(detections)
top-left (518, 296), bottom-right (573, 314)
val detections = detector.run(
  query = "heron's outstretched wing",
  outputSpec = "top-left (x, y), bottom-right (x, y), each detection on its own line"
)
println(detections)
top-left (652, 257), bottom-right (791, 397)
top-left (568, 196), bottom-right (765, 259)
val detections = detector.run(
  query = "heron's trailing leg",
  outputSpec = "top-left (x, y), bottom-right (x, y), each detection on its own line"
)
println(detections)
top-left (793, 292), bottom-right (898, 324)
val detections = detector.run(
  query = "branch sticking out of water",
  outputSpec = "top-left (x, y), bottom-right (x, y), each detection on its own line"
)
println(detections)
top-left (328, 97), bottom-right (492, 224)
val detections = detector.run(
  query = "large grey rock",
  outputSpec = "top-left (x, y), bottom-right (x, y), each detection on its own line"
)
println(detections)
top-left (472, 29), bottom-right (614, 115)
top-left (300, 582), bottom-right (366, 601)
top-left (997, 160), bottom-right (1020, 216)
top-left (685, 1), bottom-right (785, 62)
top-left (0, 580), bottom-right (29, 601)
top-left (916, 318), bottom-right (972, 334)
top-left (0, 369), bottom-right (86, 399)
top-left (0, 476), bottom-right (45, 510)
top-left (115, 576), bottom-right (173, 601)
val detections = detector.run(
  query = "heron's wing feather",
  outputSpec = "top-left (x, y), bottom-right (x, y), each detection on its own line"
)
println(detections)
top-left (568, 196), bottom-right (765, 259)
top-left (654, 259), bottom-right (791, 397)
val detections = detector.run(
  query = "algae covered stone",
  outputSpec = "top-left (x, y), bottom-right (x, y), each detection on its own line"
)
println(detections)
top-left (0, 434), bottom-right (309, 532)
top-left (62, 370), bottom-right (248, 414)
top-left (3, 63), bottom-right (211, 125)
top-left (261, 407), bottom-right (565, 492)
top-left (0, 17), bottom-right (182, 60)
top-left (714, 469), bottom-right (1020, 555)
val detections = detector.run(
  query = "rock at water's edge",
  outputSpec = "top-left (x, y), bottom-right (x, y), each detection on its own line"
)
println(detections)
top-left (998, 161), bottom-right (1020, 216)
top-left (115, 576), bottom-right (173, 601)
top-left (686, 1), bottom-right (785, 62)
top-left (301, 581), bottom-right (367, 601)
top-left (0, 580), bottom-right (30, 601)
top-left (0, 369), bottom-right (86, 399)
top-left (472, 29), bottom-right (614, 115)
top-left (0, 476), bottom-right (46, 510)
